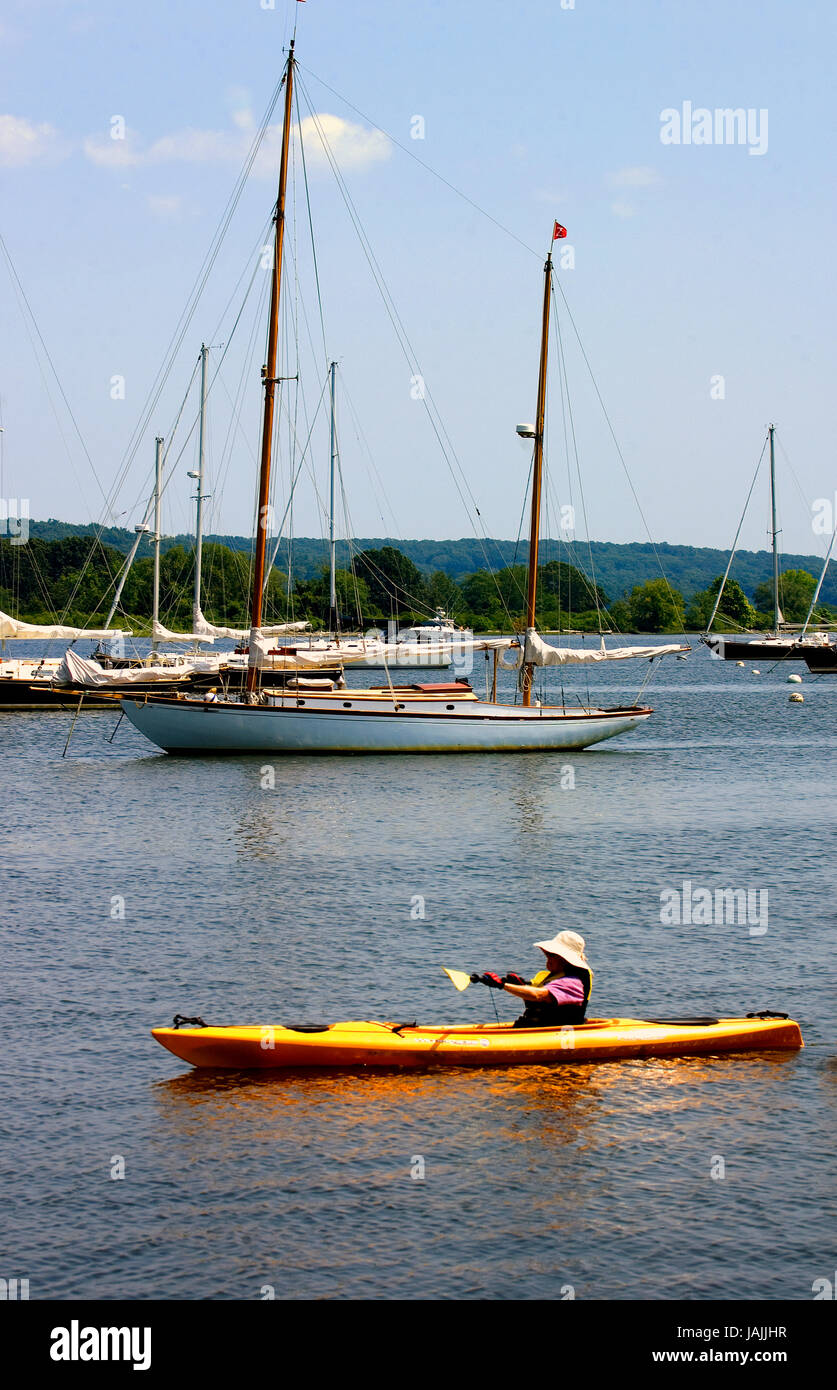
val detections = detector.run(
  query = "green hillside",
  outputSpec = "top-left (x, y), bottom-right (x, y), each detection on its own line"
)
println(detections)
top-left (22, 520), bottom-right (837, 606)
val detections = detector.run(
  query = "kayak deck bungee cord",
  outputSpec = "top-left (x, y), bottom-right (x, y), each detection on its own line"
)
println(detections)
top-left (151, 1013), bottom-right (803, 1070)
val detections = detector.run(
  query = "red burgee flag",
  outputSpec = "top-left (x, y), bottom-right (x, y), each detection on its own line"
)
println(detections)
top-left (553, 220), bottom-right (567, 240)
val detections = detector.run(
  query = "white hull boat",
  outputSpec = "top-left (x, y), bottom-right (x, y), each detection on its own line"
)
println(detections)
top-left (118, 44), bottom-right (686, 759)
top-left (121, 687), bottom-right (651, 754)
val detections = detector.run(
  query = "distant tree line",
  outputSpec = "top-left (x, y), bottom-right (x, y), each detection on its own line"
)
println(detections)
top-left (26, 520), bottom-right (837, 608)
top-left (1, 536), bottom-right (832, 634)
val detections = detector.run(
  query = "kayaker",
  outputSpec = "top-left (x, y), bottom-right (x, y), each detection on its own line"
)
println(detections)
top-left (480, 930), bottom-right (592, 1027)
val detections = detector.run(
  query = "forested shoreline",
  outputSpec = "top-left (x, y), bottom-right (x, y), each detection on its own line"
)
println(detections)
top-left (2, 534), bottom-right (832, 635)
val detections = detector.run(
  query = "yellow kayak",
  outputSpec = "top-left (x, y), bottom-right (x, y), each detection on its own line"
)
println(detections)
top-left (152, 1014), bottom-right (803, 1069)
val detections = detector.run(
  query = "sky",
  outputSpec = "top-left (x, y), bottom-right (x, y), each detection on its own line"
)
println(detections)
top-left (1, 0), bottom-right (835, 559)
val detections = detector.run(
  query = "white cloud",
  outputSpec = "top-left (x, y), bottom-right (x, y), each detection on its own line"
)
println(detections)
top-left (292, 113), bottom-right (390, 172)
top-left (610, 201), bottom-right (637, 219)
top-left (607, 166), bottom-right (661, 188)
top-left (84, 112), bottom-right (391, 177)
top-left (0, 114), bottom-right (58, 167)
top-left (83, 132), bottom-right (143, 167)
top-left (147, 193), bottom-right (186, 220)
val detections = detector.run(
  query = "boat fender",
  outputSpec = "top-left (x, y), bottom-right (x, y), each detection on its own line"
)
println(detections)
top-left (172, 1014), bottom-right (208, 1029)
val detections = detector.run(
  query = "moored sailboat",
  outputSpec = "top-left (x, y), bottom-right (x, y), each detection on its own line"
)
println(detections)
top-left (703, 424), bottom-right (835, 662)
top-left (120, 40), bottom-right (686, 755)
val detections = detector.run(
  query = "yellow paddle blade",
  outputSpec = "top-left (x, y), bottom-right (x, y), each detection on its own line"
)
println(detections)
top-left (442, 967), bottom-right (473, 992)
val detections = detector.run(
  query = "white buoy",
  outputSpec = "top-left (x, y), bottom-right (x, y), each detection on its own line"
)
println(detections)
top-left (752, 669), bottom-right (761, 675)
top-left (789, 692), bottom-right (804, 703)
top-left (787, 673), bottom-right (802, 683)
top-left (736, 661), bottom-right (745, 667)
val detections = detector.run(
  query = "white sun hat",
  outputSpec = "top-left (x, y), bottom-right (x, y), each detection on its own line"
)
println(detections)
top-left (533, 930), bottom-right (588, 971)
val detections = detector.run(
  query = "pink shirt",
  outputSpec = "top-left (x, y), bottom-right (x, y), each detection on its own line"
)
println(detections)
top-left (545, 975), bottom-right (585, 1006)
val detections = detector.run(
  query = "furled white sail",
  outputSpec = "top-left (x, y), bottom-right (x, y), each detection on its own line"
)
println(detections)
top-left (55, 649), bottom-right (195, 688)
top-left (524, 629), bottom-right (688, 666)
top-left (405, 635), bottom-right (513, 653)
top-left (194, 607), bottom-right (309, 641)
top-left (151, 620), bottom-right (215, 645)
top-left (248, 633), bottom-right (369, 669)
top-left (0, 610), bottom-right (130, 642)
top-left (245, 631), bottom-right (516, 670)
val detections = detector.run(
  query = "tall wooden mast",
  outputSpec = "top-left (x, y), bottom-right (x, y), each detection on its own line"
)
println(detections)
top-left (521, 250), bottom-right (552, 707)
top-left (247, 40), bottom-right (295, 693)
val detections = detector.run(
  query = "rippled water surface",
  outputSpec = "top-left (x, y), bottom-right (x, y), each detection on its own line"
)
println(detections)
top-left (1, 643), bottom-right (834, 1298)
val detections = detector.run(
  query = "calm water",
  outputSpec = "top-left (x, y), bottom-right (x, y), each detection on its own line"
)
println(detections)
top-left (1, 640), bottom-right (834, 1299)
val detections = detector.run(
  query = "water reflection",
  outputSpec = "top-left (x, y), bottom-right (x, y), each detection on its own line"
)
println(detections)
top-left (150, 1049), bottom-right (801, 1148)
top-left (234, 803), bottom-right (279, 861)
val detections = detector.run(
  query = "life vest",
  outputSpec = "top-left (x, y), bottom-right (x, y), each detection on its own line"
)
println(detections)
top-left (512, 967), bottom-right (593, 1029)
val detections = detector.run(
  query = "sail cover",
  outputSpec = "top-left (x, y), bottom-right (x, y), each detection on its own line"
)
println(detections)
top-left (247, 633), bottom-right (370, 669)
top-left (524, 629), bottom-right (688, 666)
top-left (245, 632), bottom-right (516, 669)
top-left (193, 607), bottom-right (309, 641)
top-left (151, 620), bottom-right (215, 645)
top-left (54, 649), bottom-right (195, 687)
top-left (0, 610), bottom-right (130, 642)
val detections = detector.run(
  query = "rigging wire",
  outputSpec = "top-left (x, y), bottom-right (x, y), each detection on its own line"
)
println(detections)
top-left (264, 370), bottom-right (331, 584)
top-left (298, 57), bottom-right (688, 648)
top-left (339, 375), bottom-right (401, 537)
top-left (775, 433), bottom-right (831, 558)
top-left (297, 62), bottom-right (540, 263)
top-left (704, 437), bottom-right (769, 634)
top-left (101, 72), bottom-right (290, 527)
top-left (551, 290), bottom-right (605, 631)
top-left (295, 74), bottom-right (517, 627)
top-left (0, 231), bottom-right (110, 516)
top-left (551, 273), bottom-right (684, 627)
top-left (295, 79), bottom-right (330, 371)
top-left (58, 356), bottom-right (204, 626)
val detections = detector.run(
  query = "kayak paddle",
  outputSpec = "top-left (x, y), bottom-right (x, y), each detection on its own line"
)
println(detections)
top-left (442, 968), bottom-right (476, 992)
top-left (442, 968), bottom-right (528, 990)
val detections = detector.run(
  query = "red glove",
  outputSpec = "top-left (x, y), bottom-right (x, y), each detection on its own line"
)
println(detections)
top-left (480, 972), bottom-right (505, 989)
top-left (503, 973), bottom-right (526, 985)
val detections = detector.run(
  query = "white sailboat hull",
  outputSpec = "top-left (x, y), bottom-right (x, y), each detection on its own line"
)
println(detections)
top-left (120, 694), bottom-right (651, 754)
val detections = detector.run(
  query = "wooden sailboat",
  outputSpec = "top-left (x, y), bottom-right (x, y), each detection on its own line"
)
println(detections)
top-left (119, 40), bottom-right (685, 755)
